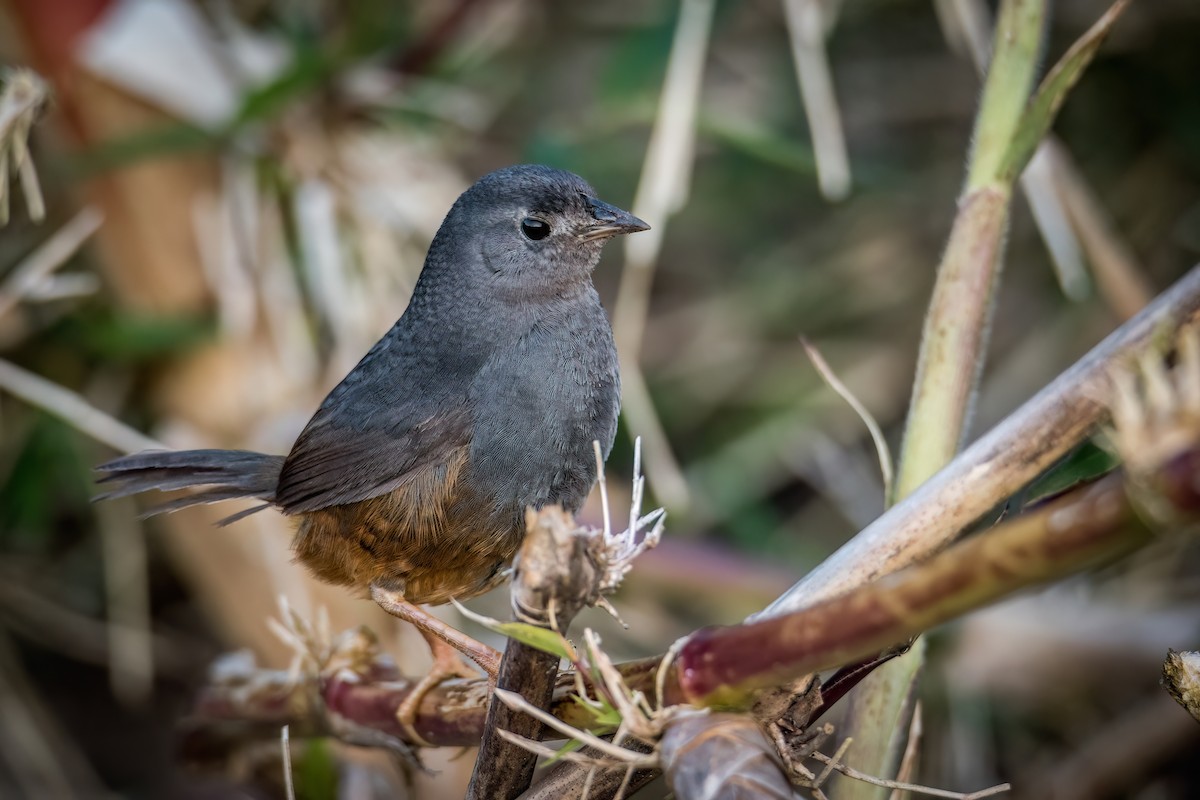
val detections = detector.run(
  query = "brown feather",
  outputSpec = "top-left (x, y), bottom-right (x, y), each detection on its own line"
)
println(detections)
top-left (291, 447), bottom-right (524, 604)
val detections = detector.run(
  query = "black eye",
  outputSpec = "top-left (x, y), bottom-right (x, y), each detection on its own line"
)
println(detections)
top-left (520, 217), bottom-right (550, 241)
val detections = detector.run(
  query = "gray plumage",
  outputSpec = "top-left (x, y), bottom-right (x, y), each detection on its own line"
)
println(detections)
top-left (97, 164), bottom-right (647, 603)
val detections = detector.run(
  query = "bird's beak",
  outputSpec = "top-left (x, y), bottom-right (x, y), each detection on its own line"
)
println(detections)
top-left (579, 196), bottom-right (650, 242)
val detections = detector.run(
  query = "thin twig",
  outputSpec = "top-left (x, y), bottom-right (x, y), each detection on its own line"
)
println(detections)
top-left (492, 689), bottom-right (649, 764)
top-left (813, 735), bottom-right (853, 789)
top-left (0, 207), bottom-right (103, 321)
top-left (810, 749), bottom-right (1011, 799)
top-left (495, 730), bottom-right (623, 769)
top-left (889, 700), bottom-right (924, 800)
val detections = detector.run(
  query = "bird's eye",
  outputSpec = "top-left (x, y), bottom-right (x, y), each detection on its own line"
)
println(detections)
top-left (520, 217), bottom-right (551, 241)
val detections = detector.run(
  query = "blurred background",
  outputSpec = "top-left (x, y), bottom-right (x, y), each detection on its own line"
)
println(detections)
top-left (0, 0), bottom-right (1198, 797)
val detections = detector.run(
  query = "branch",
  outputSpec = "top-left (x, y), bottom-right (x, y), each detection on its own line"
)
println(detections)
top-left (674, 470), bottom-right (1153, 706)
top-left (467, 507), bottom-right (598, 799)
top-left (760, 262), bottom-right (1200, 617)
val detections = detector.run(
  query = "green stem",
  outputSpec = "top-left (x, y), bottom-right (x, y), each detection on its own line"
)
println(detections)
top-left (894, 186), bottom-right (1011, 498)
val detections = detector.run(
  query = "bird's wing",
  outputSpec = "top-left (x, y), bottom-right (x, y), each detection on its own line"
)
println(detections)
top-left (274, 384), bottom-right (473, 514)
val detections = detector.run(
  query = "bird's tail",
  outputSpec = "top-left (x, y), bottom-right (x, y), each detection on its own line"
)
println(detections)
top-left (96, 449), bottom-right (286, 525)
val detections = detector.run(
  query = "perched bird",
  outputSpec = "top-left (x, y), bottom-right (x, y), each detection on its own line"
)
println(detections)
top-left (97, 164), bottom-right (648, 726)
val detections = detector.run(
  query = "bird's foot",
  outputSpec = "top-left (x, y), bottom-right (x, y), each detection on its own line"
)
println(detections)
top-left (395, 636), bottom-right (487, 746)
top-left (370, 585), bottom-right (502, 746)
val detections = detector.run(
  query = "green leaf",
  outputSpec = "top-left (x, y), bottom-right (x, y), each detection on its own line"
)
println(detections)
top-left (228, 44), bottom-right (331, 129)
top-left (49, 311), bottom-right (215, 362)
top-left (294, 738), bottom-right (339, 800)
top-left (484, 619), bottom-right (577, 661)
top-left (544, 738), bottom-right (585, 766)
top-left (598, 13), bottom-right (676, 109)
top-left (70, 123), bottom-right (215, 176)
top-left (704, 117), bottom-right (816, 175)
top-left (966, 0), bottom-right (1046, 190)
top-left (1023, 440), bottom-right (1119, 504)
top-left (998, 0), bottom-right (1134, 182)
top-left (0, 414), bottom-right (94, 550)
top-left (571, 694), bottom-right (622, 731)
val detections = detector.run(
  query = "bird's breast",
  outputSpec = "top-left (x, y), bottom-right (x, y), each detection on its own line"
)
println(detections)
top-left (465, 301), bottom-right (619, 514)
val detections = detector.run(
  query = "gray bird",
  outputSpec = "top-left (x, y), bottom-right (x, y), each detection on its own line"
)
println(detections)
top-left (97, 164), bottom-right (648, 714)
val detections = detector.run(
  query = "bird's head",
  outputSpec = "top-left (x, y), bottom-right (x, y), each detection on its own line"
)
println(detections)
top-left (433, 164), bottom-right (649, 300)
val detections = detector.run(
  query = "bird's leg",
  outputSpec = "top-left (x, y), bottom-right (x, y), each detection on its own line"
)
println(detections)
top-left (371, 585), bottom-right (501, 676)
top-left (370, 585), bottom-right (501, 745)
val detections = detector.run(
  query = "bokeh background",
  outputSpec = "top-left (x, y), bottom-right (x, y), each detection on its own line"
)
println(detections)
top-left (0, 0), bottom-right (1198, 797)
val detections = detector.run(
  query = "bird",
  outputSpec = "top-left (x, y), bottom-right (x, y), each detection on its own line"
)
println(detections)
top-left (96, 164), bottom-right (648, 733)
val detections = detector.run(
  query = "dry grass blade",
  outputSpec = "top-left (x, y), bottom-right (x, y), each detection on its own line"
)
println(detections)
top-left (1048, 140), bottom-right (1153, 320)
top-left (0, 358), bottom-right (164, 454)
top-left (192, 173), bottom-right (256, 340)
top-left (281, 725), bottom-right (296, 800)
top-left (814, 736), bottom-right (854, 789)
top-left (783, 0), bottom-right (851, 200)
top-left (1021, 145), bottom-right (1088, 301)
top-left (21, 274), bottom-right (100, 302)
top-left (0, 577), bottom-right (200, 675)
top-left (294, 179), bottom-right (355, 359)
top-left (612, 0), bottom-right (716, 512)
top-left (593, 440), bottom-right (612, 540)
top-left (0, 68), bottom-right (49, 225)
top-left (589, 438), bottom-right (666, 603)
top-left (802, 338), bottom-right (894, 501)
top-left (581, 629), bottom-right (660, 746)
top-left (616, 367), bottom-right (689, 511)
top-left (0, 207), bottom-right (103, 321)
top-left (933, 0), bottom-right (991, 68)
